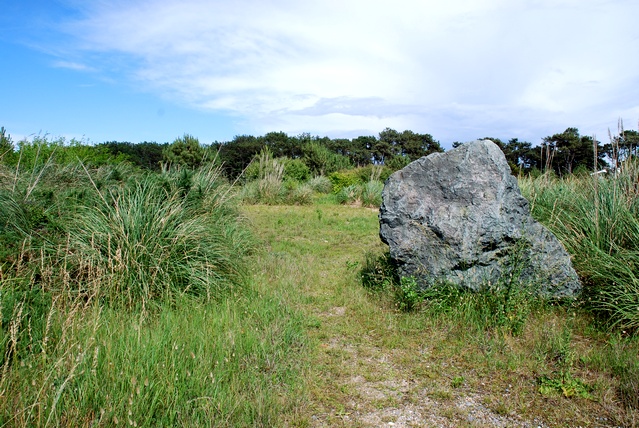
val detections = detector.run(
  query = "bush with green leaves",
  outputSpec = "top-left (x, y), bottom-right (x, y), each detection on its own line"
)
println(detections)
top-left (288, 182), bottom-right (314, 205)
top-left (283, 158), bottom-right (310, 182)
top-left (302, 141), bottom-right (351, 176)
top-left (394, 276), bottom-right (422, 312)
top-left (334, 180), bottom-right (384, 208)
top-left (0, 127), bottom-right (16, 164)
top-left (355, 164), bottom-right (392, 183)
top-left (328, 169), bottom-right (364, 193)
top-left (335, 184), bottom-right (362, 205)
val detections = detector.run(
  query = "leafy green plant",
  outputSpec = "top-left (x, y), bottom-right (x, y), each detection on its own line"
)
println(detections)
top-left (539, 372), bottom-right (592, 399)
top-left (361, 252), bottom-right (397, 292)
top-left (335, 184), bottom-right (362, 205)
top-left (328, 169), bottom-right (363, 193)
top-left (302, 141), bottom-right (351, 176)
top-left (162, 134), bottom-right (205, 169)
top-left (451, 376), bottom-right (465, 388)
top-left (283, 158), bottom-right (310, 182)
top-left (395, 276), bottom-right (422, 312)
top-left (287, 182), bottom-right (314, 205)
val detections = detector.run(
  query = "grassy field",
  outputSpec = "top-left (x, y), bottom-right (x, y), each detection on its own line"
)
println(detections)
top-left (1, 148), bottom-right (638, 426)
top-left (0, 163), bottom-right (308, 427)
top-left (244, 204), bottom-right (638, 427)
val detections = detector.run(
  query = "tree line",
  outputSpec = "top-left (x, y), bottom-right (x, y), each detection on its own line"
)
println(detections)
top-left (2, 126), bottom-right (637, 179)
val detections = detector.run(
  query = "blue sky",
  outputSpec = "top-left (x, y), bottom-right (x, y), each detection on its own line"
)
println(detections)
top-left (2, 0), bottom-right (638, 148)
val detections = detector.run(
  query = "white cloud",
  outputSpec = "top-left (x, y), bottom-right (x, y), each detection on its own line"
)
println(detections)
top-left (58, 0), bottom-right (639, 143)
top-left (51, 60), bottom-right (95, 72)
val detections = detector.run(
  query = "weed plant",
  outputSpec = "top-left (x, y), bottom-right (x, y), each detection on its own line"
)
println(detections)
top-left (360, 180), bottom-right (384, 207)
top-left (0, 289), bottom-right (307, 427)
top-left (336, 183), bottom-right (362, 205)
top-left (239, 148), bottom-right (318, 205)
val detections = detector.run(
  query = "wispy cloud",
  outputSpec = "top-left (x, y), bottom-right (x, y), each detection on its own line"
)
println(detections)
top-left (55, 0), bottom-right (639, 142)
top-left (52, 60), bottom-right (95, 72)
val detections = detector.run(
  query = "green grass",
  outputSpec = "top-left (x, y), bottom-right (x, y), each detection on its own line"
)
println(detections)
top-left (243, 204), bottom-right (638, 427)
top-left (1, 161), bottom-right (307, 427)
top-left (2, 152), bottom-right (639, 426)
top-left (520, 163), bottom-right (639, 332)
top-left (0, 291), bottom-right (307, 427)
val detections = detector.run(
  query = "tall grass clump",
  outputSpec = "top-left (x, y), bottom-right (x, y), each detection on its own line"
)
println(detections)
top-left (65, 166), bottom-right (252, 307)
top-left (521, 161), bottom-right (639, 332)
top-left (335, 180), bottom-right (384, 208)
top-left (360, 180), bottom-right (384, 207)
top-left (307, 175), bottom-right (332, 194)
top-left (239, 148), bottom-right (288, 205)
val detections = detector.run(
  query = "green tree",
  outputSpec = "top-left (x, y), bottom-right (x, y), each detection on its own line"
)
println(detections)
top-left (0, 127), bottom-right (15, 164)
top-left (101, 141), bottom-right (168, 171)
top-left (376, 128), bottom-right (442, 165)
top-left (216, 135), bottom-right (265, 179)
top-left (350, 136), bottom-right (375, 166)
top-left (482, 137), bottom-right (539, 174)
top-left (302, 141), bottom-right (351, 176)
top-left (398, 130), bottom-right (443, 160)
top-left (542, 128), bottom-right (603, 175)
top-left (163, 134), bottom-right (205, 169)
top-left (264, 131), bottom-right (302, 159)
top-left (602, 128), bottom-right (639, 167)
top-left (372, 129), bottom-right (396, 164)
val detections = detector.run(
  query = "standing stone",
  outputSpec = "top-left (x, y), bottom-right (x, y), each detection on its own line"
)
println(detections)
top-left (379, 140), bottom-right (581, 298)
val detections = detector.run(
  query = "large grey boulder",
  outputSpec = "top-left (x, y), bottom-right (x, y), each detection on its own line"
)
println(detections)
top-left (379, 140), bottom-right (581, 298)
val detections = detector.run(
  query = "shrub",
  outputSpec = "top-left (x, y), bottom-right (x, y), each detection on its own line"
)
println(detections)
top-left (287, 183), bottom-right (314, 205)
top-left (302, 141), bottom-right (351, 176)
top-left (359, 164), bottom-right (393, 183)
top-left (283, 158), bottom-right (310, 182)
top-left (163, 134), bottom-right (205, 169)
top-left (328, 170), bottom-right (363, 193)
